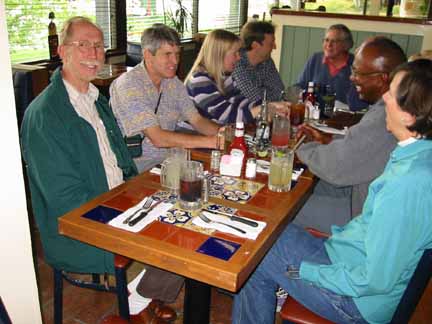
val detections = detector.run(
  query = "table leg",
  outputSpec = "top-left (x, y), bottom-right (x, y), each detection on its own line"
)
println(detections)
top-left (184, 278), bottom-right (211, 324)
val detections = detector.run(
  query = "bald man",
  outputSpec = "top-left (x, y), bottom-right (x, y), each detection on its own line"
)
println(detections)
top-left (293, 37), bottom-right (407, 233)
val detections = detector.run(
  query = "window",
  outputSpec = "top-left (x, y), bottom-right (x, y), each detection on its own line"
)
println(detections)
top-left (198, 0), bottom-right (242, 34)
top-left (127, 0), bottom-right (194, 42)
top-left (6, 0), bottom-right (115, 64)
top-left (126, 0), bottom-right (245, 43)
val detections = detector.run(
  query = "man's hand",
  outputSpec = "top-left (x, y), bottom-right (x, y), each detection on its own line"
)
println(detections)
top-left (296, 124), bottom-right (333, 145)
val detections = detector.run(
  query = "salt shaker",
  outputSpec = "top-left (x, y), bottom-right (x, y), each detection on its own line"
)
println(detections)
top-left (210, 150), bottom-right (221, 172)
top-left (245, 158), bottom-right (257, 179)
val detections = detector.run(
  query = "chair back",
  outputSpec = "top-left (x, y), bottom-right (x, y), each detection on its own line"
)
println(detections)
top-left (390, 248), bottom-right (432, 323)
top-left (13, 70), bottom-right (34, 128)
top-left (125, 42), bottom-right (142, 67)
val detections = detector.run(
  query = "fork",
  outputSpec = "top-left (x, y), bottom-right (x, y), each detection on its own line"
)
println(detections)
top-left (122, 196), bottom-right (154, 224)
top-left (199, 213), bottom-right (246, 234)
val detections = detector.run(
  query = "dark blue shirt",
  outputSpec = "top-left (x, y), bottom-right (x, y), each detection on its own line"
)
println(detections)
top-left (296, 52), bottom-right (368, 111)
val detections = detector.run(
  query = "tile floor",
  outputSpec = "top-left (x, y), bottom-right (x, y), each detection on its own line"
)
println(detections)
top-left (33, 225), bottom-right (431, 324)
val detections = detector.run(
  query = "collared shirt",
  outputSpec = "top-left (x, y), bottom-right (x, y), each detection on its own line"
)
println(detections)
top-left (398, 137), bottom-right (417, 147)
top-left (64, 79), bottom-right (123, 189)
top-left (322, 53), bottom-right (349, 77)
top-left (232, 49), bottom-right (285, 102)
top-left (110, 62), bottom-right (198, 172)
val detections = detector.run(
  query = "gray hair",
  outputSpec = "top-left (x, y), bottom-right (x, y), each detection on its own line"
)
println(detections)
top-left (140, 24), bottom-right (180, 55)
top-left (326, 24), bottom-right (354, 50)
top-left (59, 16), bottom-right (103, 45)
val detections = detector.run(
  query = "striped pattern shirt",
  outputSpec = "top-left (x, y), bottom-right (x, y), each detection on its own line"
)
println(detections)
top-left (186, 71), bottom-right (259, 125)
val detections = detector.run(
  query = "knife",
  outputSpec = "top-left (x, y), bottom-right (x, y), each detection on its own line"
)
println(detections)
top-left (204, 209), bottom-right (259, 227)
top-left (128, 200), bottom-right (163, 226)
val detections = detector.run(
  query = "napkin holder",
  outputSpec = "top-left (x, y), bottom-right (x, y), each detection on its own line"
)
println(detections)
top-left (219, 154), bottom-right (242, 177)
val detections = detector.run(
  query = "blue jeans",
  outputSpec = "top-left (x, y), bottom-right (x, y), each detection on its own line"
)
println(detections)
top-left (232, 224), bottom-right (368, 324)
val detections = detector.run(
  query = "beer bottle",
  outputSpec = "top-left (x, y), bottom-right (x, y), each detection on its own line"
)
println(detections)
top-left (48, 12), bottom-right (59, 61)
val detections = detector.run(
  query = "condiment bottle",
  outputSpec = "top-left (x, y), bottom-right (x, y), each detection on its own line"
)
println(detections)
top-left (228, 122), bottom-right (248, 171)
top-left (304, 81), bottom-right (316, 121)
top-left (48, 12), bottom-right (59, 61)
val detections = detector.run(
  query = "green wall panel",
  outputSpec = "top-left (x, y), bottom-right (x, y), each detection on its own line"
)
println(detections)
top-left (279, 26), bottom-right (423, 86)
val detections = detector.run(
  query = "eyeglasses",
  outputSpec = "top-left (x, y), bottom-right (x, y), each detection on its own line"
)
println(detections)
top-left (322, 38), bottom-right (345, 45)
top-left (65, 40), bottom-right (105, 53)
top-left (351, 67), bottom-right (388, 78)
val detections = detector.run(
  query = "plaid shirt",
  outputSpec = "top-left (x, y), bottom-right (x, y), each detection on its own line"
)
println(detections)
top-left (232, 49), bottom-right (285, 102)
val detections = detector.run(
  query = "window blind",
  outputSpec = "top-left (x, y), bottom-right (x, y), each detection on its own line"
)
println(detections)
top-left (5, 0), bottom-right (115, 64)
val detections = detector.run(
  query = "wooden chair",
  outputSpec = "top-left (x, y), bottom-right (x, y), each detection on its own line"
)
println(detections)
top-left (280, 229), bottom-right (432, 324)
top-left (100, 314), bottom-right (130, 324)
top-left (53, 255), bottom-right (131, 324)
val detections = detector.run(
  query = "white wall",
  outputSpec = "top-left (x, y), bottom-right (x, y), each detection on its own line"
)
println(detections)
top-left (0, 1), bottom-right (42, 323)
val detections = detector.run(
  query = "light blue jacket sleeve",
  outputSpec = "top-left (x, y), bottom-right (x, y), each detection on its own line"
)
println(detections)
top-left (299, 175), bottom-right (430, 297)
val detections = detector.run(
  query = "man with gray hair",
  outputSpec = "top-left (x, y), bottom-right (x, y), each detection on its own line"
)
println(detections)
top-left (296, 24), bottom-right (368, 111)
top-left (110, 24), bottom-right (221, 172)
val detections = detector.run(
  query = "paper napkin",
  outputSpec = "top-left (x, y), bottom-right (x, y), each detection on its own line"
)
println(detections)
top-left (192, 211), bottom-right (266, 240)
top-left (109, 197), bottom-right (173, 233)
top-left (310, 122), bottom-right (347, 136)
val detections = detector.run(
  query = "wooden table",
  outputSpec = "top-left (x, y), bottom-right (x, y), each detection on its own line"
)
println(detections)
top-left (58, 151), bottom-right (315, 323)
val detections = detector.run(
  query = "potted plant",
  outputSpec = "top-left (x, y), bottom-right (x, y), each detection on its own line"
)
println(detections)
top-left (165, 0), bottom-right (193, 37)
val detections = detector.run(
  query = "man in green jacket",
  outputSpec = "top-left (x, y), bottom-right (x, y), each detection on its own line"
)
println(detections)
top-left (21, 16), bottom-right (137, 274)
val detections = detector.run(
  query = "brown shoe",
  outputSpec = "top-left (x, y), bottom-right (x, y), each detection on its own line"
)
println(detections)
top-left (147, 300), bottom-right (177, 322)
top-left (130, 308), bottom-right (169, 324)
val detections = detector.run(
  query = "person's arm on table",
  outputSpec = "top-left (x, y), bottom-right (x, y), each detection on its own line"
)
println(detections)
top-left (144, 124), bottom-right (219, 149)
top-left (295, 106), bottom-right (394, 187)
top-left (296, 124), bottom-right (333, 145)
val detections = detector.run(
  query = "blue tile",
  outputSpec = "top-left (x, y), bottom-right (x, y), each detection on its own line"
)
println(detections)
top-left (82, 205), bottom-right (122, 224)
top-left (197, 237), bottom-right (241, 261)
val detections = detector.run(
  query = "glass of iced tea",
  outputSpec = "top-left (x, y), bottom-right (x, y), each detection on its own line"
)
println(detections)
top-left (179, 161), bottom-right (204, 210)
top-left (290, 102), bottom-right (305, 137)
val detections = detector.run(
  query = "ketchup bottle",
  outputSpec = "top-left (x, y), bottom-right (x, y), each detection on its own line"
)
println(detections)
top-left (228, 122), bottom-right (248, 170)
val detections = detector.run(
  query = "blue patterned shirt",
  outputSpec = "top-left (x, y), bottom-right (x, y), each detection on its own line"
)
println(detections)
top-left (110, 63), bottom-right (198, 172)
top-left (232, 49), bottom-right (285, 102)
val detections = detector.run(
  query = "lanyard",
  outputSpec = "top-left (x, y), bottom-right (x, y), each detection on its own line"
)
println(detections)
top-left (154, 91), bottom-right (162, 114)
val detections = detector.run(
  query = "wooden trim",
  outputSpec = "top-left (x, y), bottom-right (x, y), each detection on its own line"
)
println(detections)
top-left (271, 9), bottom-right (432, 25)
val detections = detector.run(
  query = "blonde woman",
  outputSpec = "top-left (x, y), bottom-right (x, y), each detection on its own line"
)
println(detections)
top-left (185, 29), bottom-right (264, 124)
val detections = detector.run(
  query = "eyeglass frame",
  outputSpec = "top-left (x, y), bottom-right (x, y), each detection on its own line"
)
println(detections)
top-left (350, 66), bottom-right (389, 78)
top-left (322, 37), bottom-right (346, 45)
top-left (65, 40), bottom-right (105, 53)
